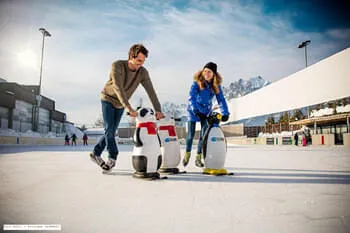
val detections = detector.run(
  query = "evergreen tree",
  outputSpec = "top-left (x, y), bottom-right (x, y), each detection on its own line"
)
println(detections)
top-left (266, 115), bottom-right (275, 124)
top-left (278, 112), bottom-right (290, 123)
top-left (291, 109), bottom-right (305, 121)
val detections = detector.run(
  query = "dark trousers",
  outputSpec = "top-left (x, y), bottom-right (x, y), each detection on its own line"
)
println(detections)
top-left (93, 100), bottom-right (124, 160)
top-left (185, 119), bottom-right (208, 154)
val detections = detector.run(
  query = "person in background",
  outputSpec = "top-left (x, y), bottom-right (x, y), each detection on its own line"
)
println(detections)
top-left (302, 133), bottom-right (307, 146)
top-left (183, 62), bottom-right (230, 167)
top-left (64, 134), bottom-right (70, 146)
top-left (294, 132), bottom-right (299, 146)
top-left (83, 133), bottom-right (88, 146)
top-left (71, 133), bottom-right (77, 146)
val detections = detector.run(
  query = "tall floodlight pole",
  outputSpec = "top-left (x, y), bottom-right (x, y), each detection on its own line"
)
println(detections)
top-left (34, 28), bottom-right (51, 132)
top-left (298, 40), bottom-right (311, 68)
top-left (38, 28), bottom-right (51, 97)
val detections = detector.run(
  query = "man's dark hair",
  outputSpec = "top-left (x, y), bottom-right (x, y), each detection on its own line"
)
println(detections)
top-left (128, 44), bottom-right (148, 59)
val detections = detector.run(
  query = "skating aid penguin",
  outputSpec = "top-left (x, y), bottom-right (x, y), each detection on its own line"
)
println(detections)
top-left (157, 114), bottom-right (181, 174)
top-left (202, 112), bottom-right (234, 176)
top-left (132, 107), bottom-right (163, 179)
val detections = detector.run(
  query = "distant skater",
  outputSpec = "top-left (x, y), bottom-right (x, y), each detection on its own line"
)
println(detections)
top-left (64, 134), bottom-right (70, 146)
top-left (302, 133), bottom-right (307, 146)
top-left (294, 133), bottom-right (298, 146)
top-left (83, 133), bottom-right (88, 146)
top-left (71, 133), bottom-right (77, 146)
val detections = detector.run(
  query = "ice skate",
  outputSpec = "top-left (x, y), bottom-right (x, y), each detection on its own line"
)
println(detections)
top-left (195, 153), bottom-right (204, 167)
top-left (182, 152), bottom-right (191, 167)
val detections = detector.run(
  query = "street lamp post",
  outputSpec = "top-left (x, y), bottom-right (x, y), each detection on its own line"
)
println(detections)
top-left (298, 40), bottom-right (311, 68)
top-left (38, 28), bottom-right (51, 97)
top-left (34, 28), bottom-right (51, 132)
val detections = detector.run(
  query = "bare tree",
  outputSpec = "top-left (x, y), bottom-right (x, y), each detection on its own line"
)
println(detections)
top-left (79, 124), bottom-right (87, 131)
top-left (94, 115), bottom-right (104, 127)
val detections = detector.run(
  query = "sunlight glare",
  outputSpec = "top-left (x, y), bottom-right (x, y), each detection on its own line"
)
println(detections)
top-left (16, 50), bottom-right (38, 70)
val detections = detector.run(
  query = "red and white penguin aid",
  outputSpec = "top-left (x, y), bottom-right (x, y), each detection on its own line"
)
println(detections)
top-left (132, 107), bottom-right (162, 179)
top-left (157, 114), bottom-right (181, 174)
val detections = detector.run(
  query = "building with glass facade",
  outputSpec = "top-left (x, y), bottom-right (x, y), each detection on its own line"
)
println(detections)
top-left (0, 80), bottom-right (67, 135)
top-left (225, 48), bottom-right (350, 144)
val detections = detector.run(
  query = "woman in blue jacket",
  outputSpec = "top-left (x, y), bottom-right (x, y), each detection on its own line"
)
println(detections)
top-left (184, 62), bottom-right (230, 167)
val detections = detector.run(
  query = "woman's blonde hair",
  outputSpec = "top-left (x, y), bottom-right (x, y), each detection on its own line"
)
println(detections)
top-left (193, 70), bottom-right (222, 94)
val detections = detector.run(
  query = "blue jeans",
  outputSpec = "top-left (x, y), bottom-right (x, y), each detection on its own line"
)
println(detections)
top-left (185, 120), bottom-right (208, 154)
top-left (93, 100), bottom-right (124, 160)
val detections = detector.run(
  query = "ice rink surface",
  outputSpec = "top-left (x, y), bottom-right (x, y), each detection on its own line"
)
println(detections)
top-left (0, 144), bottom-right (349, 233)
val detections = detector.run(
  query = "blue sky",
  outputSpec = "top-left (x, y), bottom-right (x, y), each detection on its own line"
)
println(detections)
top-left (0, 0), bottom-right (349, 126)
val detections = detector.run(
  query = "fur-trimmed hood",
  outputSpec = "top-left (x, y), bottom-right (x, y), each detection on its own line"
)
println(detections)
top-left (193, 70), bottom-right (223, 94)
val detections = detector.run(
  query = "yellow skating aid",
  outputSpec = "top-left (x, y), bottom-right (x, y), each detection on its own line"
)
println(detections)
top-left (203, 168), bottom-right (228, 176)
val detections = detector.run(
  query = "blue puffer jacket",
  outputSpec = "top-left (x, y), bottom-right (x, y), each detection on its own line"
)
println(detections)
top-left (187, 81), bottom-right (229, 122)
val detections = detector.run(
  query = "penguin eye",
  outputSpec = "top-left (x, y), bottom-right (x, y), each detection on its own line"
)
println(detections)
top-left (140, 108), bottom-right (148, 117)
top-left (150, 109), bottom-right (154, 115)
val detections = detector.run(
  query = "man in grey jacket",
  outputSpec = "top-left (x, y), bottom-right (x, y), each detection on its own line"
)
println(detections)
top-left (90, 44), bottom-right (164, 172)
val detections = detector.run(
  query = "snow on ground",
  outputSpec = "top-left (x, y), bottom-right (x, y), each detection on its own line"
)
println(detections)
top-left (310, 104), bottom-right (350, 117)
top-left (258, 126), bottom-right (310, 138)
top-left (0, 145), bottom-right (349, 233)
top-left (0, 128), bottom-right (43, 137)
top-left (337, 104), bottom-right (350, 114)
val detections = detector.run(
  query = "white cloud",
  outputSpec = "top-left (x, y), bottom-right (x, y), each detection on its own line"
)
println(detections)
top-left (327, 28), bottom-right (350, 40)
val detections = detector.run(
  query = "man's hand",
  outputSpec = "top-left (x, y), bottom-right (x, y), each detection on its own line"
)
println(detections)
top-left (156, 112), bottom-right (165, 120)
top-left (126, 106), bottom-right (138, 117)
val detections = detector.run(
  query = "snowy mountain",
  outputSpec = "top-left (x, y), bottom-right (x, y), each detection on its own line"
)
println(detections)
top-left (65, 123), bottom-right (84, 138)
top-left (222, 76), bottom-right (270, 99)
top-left (161, 102), bottom-right (187, 119)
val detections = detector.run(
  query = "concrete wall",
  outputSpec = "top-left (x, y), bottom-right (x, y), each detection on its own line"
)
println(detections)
top-left (0, 136), bottom-right (64, 145)
top-left (227, 48), bottom-right (350, 122)
top-left (344, 133), bottom-right (350, 147)
top-left (221, 124), bottom-right (244, 137)
top-left (2, 134), bottom-right (348, 146)
top-left (0, 131), bottom-right (186, 145)
top-left (311, 134), bottom-right (335, 146)
top-left (226, 137), bottom-right (252, 145)
top-left (226, 137), bottom-right (266, 145)
top-left (0, 136), bottom-right (103, 145)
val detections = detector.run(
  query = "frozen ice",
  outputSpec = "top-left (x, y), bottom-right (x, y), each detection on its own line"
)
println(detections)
top-left (0, 144), bottom-right (349, 233)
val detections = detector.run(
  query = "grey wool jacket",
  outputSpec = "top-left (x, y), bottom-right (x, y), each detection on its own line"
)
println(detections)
top-left (101, 60), bottom-right (162, 112)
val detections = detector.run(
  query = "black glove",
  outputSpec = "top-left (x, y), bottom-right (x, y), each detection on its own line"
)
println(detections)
top-left (194, 111), bottom-right (207, 121)
top-left (221, 115), bottom-right (229, 122)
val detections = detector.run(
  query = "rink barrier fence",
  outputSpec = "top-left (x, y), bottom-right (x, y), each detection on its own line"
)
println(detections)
top-left (0, 136), bottom-right (134, 145)
top-left (1, 134), bottom-right (349, 146)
